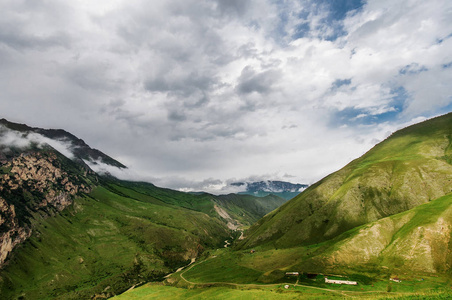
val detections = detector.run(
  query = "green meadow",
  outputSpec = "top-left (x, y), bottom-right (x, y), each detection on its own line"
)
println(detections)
top-left (112, 277), bottom-right (452, 299)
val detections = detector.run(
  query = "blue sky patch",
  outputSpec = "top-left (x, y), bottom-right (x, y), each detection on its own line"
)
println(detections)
top-left (292, 22), bottom-right (311, 40)
top-left (442, 61), bottom-right (452, 69)
top-left (332, 78), bottom-right (352, 89)
top-left (310, 0), bottom-right (365, 41)
top-left (275, 0), bottom-right (366, 42)
top-left (389, 86), bottom-right (408, 112)
top-left (436, 33), bottom-right (452, 44)
top-left (331, 107), bottom-right (400, 127)
top-left (330, 86), bottom-right (407, 126)
top-left (399, 63), bottom-right (428, 75)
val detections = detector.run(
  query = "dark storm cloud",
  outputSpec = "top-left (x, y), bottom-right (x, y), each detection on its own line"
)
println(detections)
top-left (0, 0), bottom-right (74, 51)
top-left (215, 0), bottom-right (251, 17)
top-left (145, 71), bottom-right (218, 97)
top-left (0, 29), bottom-right (71, 51)
top-left (167, 110), bottom-right (187, 122)
top-left (237, 66), bottom-right (281, 95)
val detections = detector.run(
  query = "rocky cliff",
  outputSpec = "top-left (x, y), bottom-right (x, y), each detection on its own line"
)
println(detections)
top-left (0, 151), bottom-right (92, 266)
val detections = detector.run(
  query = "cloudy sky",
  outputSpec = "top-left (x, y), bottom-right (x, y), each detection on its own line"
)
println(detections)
top-left (1, 0), bottom-right (452, 193)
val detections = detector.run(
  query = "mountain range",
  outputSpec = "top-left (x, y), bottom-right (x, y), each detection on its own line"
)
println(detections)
top-left (1, 114), bottom-right (452, 299)
top-left (207, 113), bottom-right (452, 281)
top-left (0, 119), bottom-right (286, 299)
top-left (157, 113), bottom-right (452, 298)
top-left (231, 180), bottom-right (308, 200)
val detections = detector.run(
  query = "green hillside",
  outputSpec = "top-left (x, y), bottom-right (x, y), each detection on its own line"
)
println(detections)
top-left (0, 169), bottom-right (286, 299)
top-left (213, 193), bottom-right (287, 225)
top-left (240, 113), bottom-right (452, 249)
top-left (107, 180), bottom-right (287, 227)
top-left (3, 114), bottom-right (452, 299)
top-left (160, 113), bottom-right (452, 298)
top-left (147, 193), bottom-right (451, 299)
top-left (297, 192), bottom-right (452, 275)
top-left (0, 183), bottom-right (230, 299)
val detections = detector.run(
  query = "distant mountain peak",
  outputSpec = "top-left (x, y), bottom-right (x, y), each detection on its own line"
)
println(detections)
top-left (231, 180), bottom-right (309, 200)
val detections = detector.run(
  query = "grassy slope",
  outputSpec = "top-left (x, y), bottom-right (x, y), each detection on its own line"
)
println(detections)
top-left (0, 185), bottom-right (230, 299)
top-left (112, 283), bottom-right (349, 299)
top-left (148, 194), bottom-right (452, 299)
top-left (183, 194), bottom-right (452, 281)
top-left (240, 113), bottom-right (452, 249)
top-left (295, 193), bottom-right (452, 275)
top-left (213, 193), bottom-right (287, 225)
top-left (110, 181), bottom-right (217, 216)
top-left (112, 180), bottom-right (287, 226)
top-left (129, 114), bottom-right (452, 299)
top-left (0, 179), bottom-right (287, 299)
top-left (113, 282), bottom-right (452, 300)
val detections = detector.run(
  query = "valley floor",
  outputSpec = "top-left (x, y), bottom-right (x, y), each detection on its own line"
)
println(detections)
top-left (113, 282), bottom-right (452, 299)
top-left (112, 250), bottom-right (452, 300)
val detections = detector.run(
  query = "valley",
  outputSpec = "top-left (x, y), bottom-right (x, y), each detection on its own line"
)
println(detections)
top-left (113, 113), bottom-right (452, 299)
top-left (3, 0), bottom-right (452, 298)
top-left (1, 114), bottom-right (452, 299)
top-left (114, 247), bottom-right (452, 299)
top-left (0, 119), bottom-right (287, 299)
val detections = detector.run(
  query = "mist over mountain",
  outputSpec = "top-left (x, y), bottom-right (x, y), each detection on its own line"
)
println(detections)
top-left (0, 118), bottom-right (126, 169)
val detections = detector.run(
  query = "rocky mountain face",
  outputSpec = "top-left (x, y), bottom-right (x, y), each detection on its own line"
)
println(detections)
top-left (0, 151), bottom-right (93, 266)
top-left (0, 119), bottom-right (126, 269)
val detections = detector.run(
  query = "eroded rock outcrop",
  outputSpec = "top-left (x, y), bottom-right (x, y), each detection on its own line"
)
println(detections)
top-left (0, 196), bottom-right (31, 265)
top-left (0, 152), bottom-right (92, 266)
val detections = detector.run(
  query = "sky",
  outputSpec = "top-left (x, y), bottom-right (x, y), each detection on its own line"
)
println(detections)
top-left (1, 0), bottom-right (452, 193)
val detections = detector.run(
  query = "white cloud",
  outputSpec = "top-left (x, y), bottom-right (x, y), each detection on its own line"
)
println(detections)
top-left (0, 0), bottom-right (451, 192)
top-left (0, 125), bottom-right (74, 159)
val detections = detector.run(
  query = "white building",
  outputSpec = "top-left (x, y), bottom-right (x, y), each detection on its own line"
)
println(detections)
top-left (324, 278), bottom-right (357, 285)
top-left (285, 272), bottom-right (299, 276)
